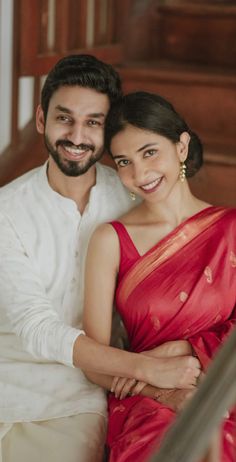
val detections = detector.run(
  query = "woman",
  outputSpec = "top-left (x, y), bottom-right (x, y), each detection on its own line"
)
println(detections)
top-left (83, 92), bottom-right (236, 461)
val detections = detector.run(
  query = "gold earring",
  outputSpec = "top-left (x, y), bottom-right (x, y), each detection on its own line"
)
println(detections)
top-left (179, 162), bottom-right (187, 182)
top-left (129, 191), bottom-right (136, 201)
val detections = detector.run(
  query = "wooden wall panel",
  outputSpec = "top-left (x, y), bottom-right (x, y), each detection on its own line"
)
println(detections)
top-left (18, 0), bottom-right (131, 76)
top-left (119, 65), bottom-right (236, 150)
top-left (119, 63), bottom-right (236, 207)
top-left (157, 3), bottom-right (236, 67)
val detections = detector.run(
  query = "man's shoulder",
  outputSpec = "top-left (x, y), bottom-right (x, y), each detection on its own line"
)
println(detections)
top-left (0, 166), bottom-right (43, 204)
top-left (0, 166), bottom-right (43, 212)
top-left (97, 162), bottom-right (119, 180)
top-left (96, 162), bottom-right (126, 191)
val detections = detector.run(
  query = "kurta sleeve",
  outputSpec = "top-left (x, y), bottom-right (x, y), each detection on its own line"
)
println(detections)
top-left (0, 212), bottom-right (83, 367)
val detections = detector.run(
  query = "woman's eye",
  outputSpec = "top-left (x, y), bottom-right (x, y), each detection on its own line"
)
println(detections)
top-left (144, 149), bottom-right (157, 157)
top-left (117, 159), bottom-right (130, 168)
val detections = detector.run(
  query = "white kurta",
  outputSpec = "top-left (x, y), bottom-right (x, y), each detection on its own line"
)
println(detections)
top-left (0, 162), bottom-right (132, 422)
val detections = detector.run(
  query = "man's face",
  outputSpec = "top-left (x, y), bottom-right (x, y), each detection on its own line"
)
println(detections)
top-left (36, 86), bottom-right (110, 176)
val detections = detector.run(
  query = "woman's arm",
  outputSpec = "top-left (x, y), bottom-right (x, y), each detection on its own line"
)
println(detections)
top-left (75, 224), bottom-right (200, 389)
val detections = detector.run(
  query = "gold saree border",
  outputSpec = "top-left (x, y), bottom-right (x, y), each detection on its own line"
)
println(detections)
top-left (117, 207), bottom-right (228, 304)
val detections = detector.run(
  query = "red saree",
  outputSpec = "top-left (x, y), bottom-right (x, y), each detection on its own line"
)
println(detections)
top-left (107, 206), bottom-right (236, 462)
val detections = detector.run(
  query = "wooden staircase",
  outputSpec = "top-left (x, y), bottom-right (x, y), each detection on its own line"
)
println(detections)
top-left (0, 0), bottom-right (235, 207)
top-left (117, 60), bottom-right (236, 206)
top-left (116, 1), bottom-right (236, 206)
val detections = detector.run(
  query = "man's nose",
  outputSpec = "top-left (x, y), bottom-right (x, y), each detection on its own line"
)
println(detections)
top-left (67, 123), bottom-right (88, 146)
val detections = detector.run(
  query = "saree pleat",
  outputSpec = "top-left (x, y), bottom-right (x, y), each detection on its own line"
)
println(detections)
top-left (107, 207), bottom-right (236, 462)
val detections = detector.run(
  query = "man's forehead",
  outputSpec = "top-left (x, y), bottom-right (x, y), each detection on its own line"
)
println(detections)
top-left (48, 86), bottom-right (110, 114)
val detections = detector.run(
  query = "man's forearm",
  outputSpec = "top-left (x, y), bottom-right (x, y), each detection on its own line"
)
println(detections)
top-left (73, 335), bottom-right (200, 389)
top-left (73, 335), bottom-right (151, 382)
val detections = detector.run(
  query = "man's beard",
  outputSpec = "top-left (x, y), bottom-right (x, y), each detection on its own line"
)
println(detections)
top-left (44, 135), bottom-right (104, 177)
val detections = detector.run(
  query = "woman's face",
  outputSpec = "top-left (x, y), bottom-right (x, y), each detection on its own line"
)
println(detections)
top-left (111, 124), bottom-right (189, 203)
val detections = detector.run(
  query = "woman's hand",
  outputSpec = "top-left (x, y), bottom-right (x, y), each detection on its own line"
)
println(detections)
top-left (111, 376), bottom-right (146, 399)
top-left (144, 354), bottom-right (201, 389)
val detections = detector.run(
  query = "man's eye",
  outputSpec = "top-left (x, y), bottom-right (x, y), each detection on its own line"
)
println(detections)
top-left (87, 120), bottom-right (101, 126)
top-left (117, 159), bottom-right (130, 167)
top-left (57, 115), bottom-right (71, 123)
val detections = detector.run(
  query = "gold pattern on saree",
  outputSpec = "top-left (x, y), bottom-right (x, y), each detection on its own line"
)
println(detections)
top-left (112, 404), bottom-right (126, 413)
top-left (151, 316), bottom-right (161, 331)
top-left (179, 291), bottom-right (188, 302)
top-left (230, 251), bottom-right (236, 267)
top-left (118, 208), bottom-right (227, 304)
top-left (204, 266), bottom-right (213, 283)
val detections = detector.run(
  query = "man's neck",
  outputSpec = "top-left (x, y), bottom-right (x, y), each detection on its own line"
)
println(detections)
top-left (47, 158), bottom-right (97, 214)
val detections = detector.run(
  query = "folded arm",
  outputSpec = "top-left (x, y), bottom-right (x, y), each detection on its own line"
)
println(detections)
top-left (81, 224), bottom-right (200, 392)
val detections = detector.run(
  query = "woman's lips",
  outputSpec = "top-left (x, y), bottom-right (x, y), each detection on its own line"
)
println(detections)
top-left (139, 177), bottom-right (163, 193)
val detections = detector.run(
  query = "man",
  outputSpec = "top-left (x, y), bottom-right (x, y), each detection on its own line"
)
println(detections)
top-left (0, 54), bottom-right (200, 462)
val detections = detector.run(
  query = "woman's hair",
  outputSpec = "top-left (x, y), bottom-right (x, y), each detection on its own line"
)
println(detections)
top-left (105, 91), bottom-right (203, 177)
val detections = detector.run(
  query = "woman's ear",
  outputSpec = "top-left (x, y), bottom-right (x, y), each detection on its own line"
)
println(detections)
top-left (36, 105), bottom-right (45, 134)
top-left (177, 132), bottom-right (190, 162)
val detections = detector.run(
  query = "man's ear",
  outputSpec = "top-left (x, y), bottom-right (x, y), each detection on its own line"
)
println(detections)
top-left (36, 105), bottom-right (45, 134)
top-left (177, 131), bottom-right (190, 162)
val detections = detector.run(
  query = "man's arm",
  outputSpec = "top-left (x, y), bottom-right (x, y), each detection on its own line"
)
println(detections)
top-left (73, 334), bottom-right (200, 389)
top-left (0, 212), bottom-right (80, 366)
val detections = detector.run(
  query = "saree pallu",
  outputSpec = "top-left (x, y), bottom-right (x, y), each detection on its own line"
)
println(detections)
top-left (107, 207), bottom-right (236, 462)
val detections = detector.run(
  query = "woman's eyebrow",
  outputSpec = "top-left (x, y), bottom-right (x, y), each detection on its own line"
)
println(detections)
top-left (137, 142), bottom-right (158, 152)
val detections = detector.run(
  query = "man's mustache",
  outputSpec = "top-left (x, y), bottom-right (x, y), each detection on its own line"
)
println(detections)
top-left (56, 140), bottom-right (95, 152)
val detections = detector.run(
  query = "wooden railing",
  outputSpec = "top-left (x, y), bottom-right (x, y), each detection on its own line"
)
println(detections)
top-left (14, 0), bottom-right (132, 140)
top-left (1, 0), bottom-right (235, 203)
top-left (0, 0), bottom-right (133, 185)
top-left (18, 0), bottom-right (130, 77)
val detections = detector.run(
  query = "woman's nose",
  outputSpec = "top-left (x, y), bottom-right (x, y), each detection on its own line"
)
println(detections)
top-left (132, 161), bottom-right (146, 183)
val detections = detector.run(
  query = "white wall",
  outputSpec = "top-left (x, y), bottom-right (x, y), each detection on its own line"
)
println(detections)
top-left (0, 0), bottom-right (13, 153)
top-left (0, 0), bottom-right (35, 154)
top-left (0, 0), bottom-right (97, 155)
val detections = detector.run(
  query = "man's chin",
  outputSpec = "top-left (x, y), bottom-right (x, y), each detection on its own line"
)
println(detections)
top-left (51, 156), bottom-right (98, 177)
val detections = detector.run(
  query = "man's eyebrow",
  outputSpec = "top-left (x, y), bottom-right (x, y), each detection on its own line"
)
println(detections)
top-left (87, 112), bottom-right (106, 119)
top-left (55, 105), bottom-right (72, 114)
top-left (54, 106), bottom-right (105, 119)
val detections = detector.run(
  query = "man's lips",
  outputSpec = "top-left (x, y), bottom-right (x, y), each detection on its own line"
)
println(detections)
top-left (57, 143), bottom-right (94, 160)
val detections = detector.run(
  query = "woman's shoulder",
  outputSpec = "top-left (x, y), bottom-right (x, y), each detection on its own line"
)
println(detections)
top-left (90, 222), bottom-right (121, 249)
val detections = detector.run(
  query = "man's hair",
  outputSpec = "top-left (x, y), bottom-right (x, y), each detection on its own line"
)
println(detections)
top-left (41, 54), bottom-right (122, 119)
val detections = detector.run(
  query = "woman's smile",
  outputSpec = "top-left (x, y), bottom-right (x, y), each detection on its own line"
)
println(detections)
top-left (139, 176), bottom-right (164, 193)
